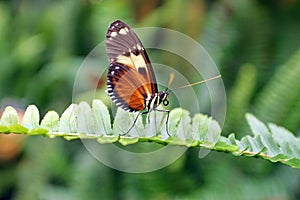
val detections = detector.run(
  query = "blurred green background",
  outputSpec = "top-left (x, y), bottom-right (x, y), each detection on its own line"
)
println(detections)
top-left (0, 0), bottom-right (300, 199)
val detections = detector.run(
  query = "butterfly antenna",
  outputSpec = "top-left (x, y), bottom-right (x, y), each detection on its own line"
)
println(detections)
top-left (166, 73), bottom-right (175, 92)
top-left (169, 74), bottom-right (221, 93)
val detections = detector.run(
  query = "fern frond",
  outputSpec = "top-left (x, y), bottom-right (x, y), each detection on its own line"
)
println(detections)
top-left (253, 48), bottom-right (300, 130)
top-left (0, 100), bottom-right (221, 147)
top-left (215, 114), bottom-right (300, 169)
top-left (223, 63), bottom-right (257, 135)
top-left (284, 99), bottom-right (300, 133)
top-left (1, 101), bottom-right (300, 169)
top-left (199, 1), bottom-right (238, 67)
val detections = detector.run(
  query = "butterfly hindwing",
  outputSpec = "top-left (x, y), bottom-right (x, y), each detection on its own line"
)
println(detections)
top-left (106, 20), bottom-right (158, 112)
top-left (107, 62), bottom-right (151, 111)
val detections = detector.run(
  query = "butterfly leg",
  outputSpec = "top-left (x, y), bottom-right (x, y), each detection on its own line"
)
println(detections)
top-left (121, 111), bottom-right (149, 136)
top-left (147, 109), bottom-right (153, 123)
top-left (154, 109), bottom-right (170, 136)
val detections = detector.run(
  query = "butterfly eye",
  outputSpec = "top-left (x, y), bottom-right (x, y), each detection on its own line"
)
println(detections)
top-left (163, 99), bottom-right (169, 106)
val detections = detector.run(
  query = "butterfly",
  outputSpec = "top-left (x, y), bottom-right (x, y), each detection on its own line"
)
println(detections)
top-left (105, 20), bottom-right (221, 136)
top-left (105, 20), bottom-right (170, 135)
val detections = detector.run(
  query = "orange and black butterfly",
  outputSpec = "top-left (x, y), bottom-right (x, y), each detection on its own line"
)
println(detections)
top-left (106, 20), bottom-right (170, 134)
top-left (106, 20), bottom-right (221, 135)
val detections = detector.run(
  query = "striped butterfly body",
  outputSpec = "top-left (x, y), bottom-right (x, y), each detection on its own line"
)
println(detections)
top-left (106, 20), bottom-right (170, 135)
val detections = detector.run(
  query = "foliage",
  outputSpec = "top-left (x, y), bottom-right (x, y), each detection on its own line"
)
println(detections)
top-left (254, 49), bottom-right (300, 132)
top-left (1, 101), bottom-right (300, 170)
top-left (0, 0), bottom-right (300, 199)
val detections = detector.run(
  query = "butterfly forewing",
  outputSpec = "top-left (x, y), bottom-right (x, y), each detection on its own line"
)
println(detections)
top-left (106, 20), bottom-right (158, 112)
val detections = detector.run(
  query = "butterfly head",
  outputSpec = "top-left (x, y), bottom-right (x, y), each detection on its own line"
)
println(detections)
top-left (159, 91), bottom-right (169, 106)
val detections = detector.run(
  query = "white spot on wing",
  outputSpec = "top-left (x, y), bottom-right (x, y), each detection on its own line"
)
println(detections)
top-left (110, 32), bottom-right (117, 37)
top-left (136, 44), bottom-right (142, 50)
top-left (119, 28), bottom-right (128, 35)
top-left (116, 53), bottom-right (147, 71)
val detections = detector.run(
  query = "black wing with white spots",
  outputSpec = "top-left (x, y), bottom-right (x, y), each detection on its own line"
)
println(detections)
top-left (106, 20), bottom-right (158, 112)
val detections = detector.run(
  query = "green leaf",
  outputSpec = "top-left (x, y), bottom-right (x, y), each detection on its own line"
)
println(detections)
top-left (113, 108), bottom-right (143, 137)
top-left (217, 114), bottom-right (300, 169)
top-left (119, 137), bottom-right (139, 146)
top-left (269, 123), bottom-right (300, 159)
top-left (246, 113), bottom-right (278, 156)
top-left (0, 106), bottom-right (19, 126)
top-left (40, 111), bottom-right (60, 132)
top-left (97, 135), bottom-right (119, 144)
top-left (8, 124), bottom-right (28, 134)
top-left (168, 108), bottom-right (191, 139)
top-left (284, 158), bottom-right (300, 169)
top-left (201, 118), bottom-right (221, 148)
top-left (77, 101), bottom-right (95, 135)
top-left (28, 128), bottom-right (49, 135)
top-left (92, 99), bottom-right (112, 135)
top-left (214, 139), bottom-right (239, 152)
top-left (240, 135), bottom-right (264, 156)
top-left (192, 114), bottom-right (210, 142)
top-left (0, 126), bottom-right (9, 133)
top-left (21, 105), bottom-right (40, 129)
top-left (144, 106), bottom-right (167, 138)
top-left (59, 104), bottom-right (78, 133)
